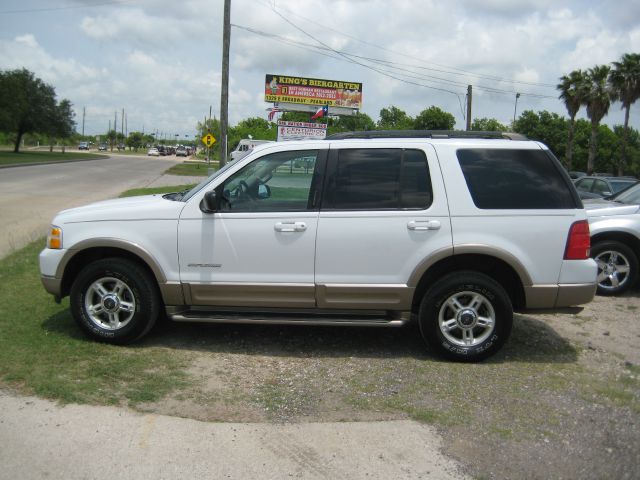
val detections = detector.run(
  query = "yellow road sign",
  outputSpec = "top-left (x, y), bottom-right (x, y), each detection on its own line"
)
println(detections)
top-left (201, 134), bottom-right (216, 147)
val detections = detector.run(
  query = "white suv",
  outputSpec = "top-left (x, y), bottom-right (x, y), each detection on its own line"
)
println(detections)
top-left (39, 131), bottom-right (597, 361)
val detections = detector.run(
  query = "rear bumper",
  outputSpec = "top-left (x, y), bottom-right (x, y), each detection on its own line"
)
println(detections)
top-left (524, 282), bottom-right (596, 309)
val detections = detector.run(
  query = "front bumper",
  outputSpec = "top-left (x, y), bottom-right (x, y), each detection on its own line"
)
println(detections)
top-left (39, 248), bottom-right (67, 298)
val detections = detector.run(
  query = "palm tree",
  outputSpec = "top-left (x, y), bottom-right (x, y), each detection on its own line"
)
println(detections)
top-left (557, 70), bottom-right (586, 170)
top-left (583, 65), bottom-right (612, 174)
top-left (609, 53), bottom-right (640, 175)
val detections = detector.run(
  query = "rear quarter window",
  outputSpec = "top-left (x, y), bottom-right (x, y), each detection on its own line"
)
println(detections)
top-left (457, 148), bottom-right (578, 209)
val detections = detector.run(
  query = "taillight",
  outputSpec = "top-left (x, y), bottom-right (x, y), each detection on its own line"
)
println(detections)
top-left (564, 220), bottom-right (590, 260)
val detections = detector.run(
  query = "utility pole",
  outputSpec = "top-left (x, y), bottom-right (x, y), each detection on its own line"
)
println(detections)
top-left (219, 0), bottom-right (231, 167)
top-left (513, 93), bottom-right (521, 125)
top-left (121, 108), bottom-right (125, 145)
top-left (82, 106), bottom-right (85, 136)
top-left (466, 85), bottom-right (472, 131)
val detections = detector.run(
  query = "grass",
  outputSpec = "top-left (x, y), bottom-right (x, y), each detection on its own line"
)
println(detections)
top-left (164, 161), bottom-right (214, 176)
top-left (119, 184), bottom-right (197, 197)
top-left (0, 240), bottom-right (191, 406)
top-left (0, 150), bottom-right (106, 166)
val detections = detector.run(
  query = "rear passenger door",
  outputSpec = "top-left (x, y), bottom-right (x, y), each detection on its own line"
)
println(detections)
top-left (314, 145), bottom-right (452, 310)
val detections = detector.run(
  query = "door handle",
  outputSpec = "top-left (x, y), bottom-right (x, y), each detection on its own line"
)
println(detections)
top-left (407, 220), bottom-right (441, 231)
top-left (274, 221), bottom-right (307, 232)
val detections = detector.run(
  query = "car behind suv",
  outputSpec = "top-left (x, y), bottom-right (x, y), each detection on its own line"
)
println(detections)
top-left (585, 182), bottom-right (640, 295)
top-left (39, 131), bottom-right (597, 361)
top-left (574, 175), bottom-right (637, 199)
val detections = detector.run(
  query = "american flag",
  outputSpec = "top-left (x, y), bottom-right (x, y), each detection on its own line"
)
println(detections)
top-left (267, 108), bottom-right (282, 121)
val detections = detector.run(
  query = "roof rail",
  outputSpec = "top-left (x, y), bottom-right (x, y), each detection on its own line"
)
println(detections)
top-left (326, 130), bottom-right (528, 141)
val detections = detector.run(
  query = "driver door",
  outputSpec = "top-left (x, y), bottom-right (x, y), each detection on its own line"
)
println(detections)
top-left (177, 148), bottom-right (326, 308)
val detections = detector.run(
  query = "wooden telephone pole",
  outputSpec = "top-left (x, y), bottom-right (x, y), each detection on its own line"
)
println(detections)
top-left (219, 0), bottom-right (231, 167)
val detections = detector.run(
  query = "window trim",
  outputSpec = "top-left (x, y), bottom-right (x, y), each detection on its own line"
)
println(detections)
top-left (321, 147), bottom-right (433, 211)
top-left (214, 149), bottom-right (328, 213)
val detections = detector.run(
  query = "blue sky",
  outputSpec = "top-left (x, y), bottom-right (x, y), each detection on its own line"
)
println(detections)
top-left (1, 0), bottom-right (639, 139)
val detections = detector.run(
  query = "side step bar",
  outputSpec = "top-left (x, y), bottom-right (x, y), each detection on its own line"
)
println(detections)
top-left (169, 310), bottom-right (409, 327)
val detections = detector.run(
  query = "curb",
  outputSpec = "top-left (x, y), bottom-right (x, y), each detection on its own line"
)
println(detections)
top-left (0, 155), bottom-right (110, 169)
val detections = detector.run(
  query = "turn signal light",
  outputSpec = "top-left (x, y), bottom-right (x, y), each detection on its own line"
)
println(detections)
top-left (47, 226), bottom-right (62, 249)
top-left (564, 220), bottom-right (590, 260)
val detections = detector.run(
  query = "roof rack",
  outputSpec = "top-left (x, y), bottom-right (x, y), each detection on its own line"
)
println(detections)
top-left (326, 130), bottom-right (528, 141)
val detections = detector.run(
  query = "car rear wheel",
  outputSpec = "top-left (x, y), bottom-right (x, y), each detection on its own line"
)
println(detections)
top-left (70, 258), bottom-right (160, 344)
top-left (418, 271), bottom-right (513, 362)
top-left (592, 240), bottom-right (638, 295)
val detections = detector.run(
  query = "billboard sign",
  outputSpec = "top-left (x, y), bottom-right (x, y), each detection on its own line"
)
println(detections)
top-left (277, 121), bottom-right (328, 141)
top-left (265, 74), bottom-right (362, 109)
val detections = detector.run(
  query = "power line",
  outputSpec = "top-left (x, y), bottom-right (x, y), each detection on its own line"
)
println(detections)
top-left (253, 0), bottom-right (557, 89)
top-left (0, 1), bottom-right (131, 15)
top-left (232, 23), bottom-right (557, 101)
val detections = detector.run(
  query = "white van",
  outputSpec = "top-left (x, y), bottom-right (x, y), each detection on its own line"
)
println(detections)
top-left (230, 139), bottom-right (274, 161)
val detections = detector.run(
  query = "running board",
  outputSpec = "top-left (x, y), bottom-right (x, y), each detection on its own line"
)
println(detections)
top-left (169, 311), bottom-right (409, 327)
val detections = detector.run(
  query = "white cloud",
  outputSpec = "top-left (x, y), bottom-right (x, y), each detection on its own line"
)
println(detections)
top-left (1, 0), bottom-right (638, 135)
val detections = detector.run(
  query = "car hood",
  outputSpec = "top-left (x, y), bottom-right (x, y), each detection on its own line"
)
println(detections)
top-left (53, 194), bottom-right (185, 224)
top-left (584, 199), bottom-right (640, 217)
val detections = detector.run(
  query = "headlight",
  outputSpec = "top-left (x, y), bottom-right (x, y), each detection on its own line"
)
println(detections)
top-left (47, 226), bottom-right (62, 249)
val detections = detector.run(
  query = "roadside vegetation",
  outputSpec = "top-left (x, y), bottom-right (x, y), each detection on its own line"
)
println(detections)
top-left (164, 161), bottom-right (211, 176)
top-left (0, 150), bottom-right (106, 167)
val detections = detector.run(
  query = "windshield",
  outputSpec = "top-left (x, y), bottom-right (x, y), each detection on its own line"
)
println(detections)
top-left (610, 180), bottom-right (637, 193)
top-left (611, 182), bottom-right (640, 204)
top-left (179, 161), bottom-right (238, 202)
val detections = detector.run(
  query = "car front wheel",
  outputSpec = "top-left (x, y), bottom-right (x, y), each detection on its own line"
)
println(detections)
top-left (70, 258), bottom-right (160, 344)
top-left (418, 271), bottom-right (513, 362)
top-left (592, 240), bottom-right (638, 295)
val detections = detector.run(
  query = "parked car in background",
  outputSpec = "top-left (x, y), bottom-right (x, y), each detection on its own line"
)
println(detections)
top-left (176, 146), bottom-right (188, 157)
top-left (147, 147), bottom-right (159, 156)
top-left (78, 142), bottom-right (89, 150)
top-left (585, 182), bottom-right (640, 295)
top-left (573, 175), bottom-right (638, 199)
top-left (98, 143), bottom-right (107, 151)
top-left (569, 171), bottom-right (586, 180)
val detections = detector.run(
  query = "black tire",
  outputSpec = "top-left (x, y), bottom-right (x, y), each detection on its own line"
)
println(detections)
top-left (418, 271), bottom-right (513, 362)
top-left (591, 240), bottom-right (638, 296)
top-left (70, 258), bottom-right (160, 344)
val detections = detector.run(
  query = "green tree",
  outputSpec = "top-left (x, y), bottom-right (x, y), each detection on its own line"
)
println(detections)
top-left (471, 117), bottom-right (507, 132)
top-left (106, 129), bottom-right (117, 151)
top-left (583, 65), bottom-right (612, 174)
top-left (414, 106), bottom-right (455, 130)
top-left (229, 117), bottom-right (276, 151)
top-left (609, 53), bottom-right (640, 175)
top-left (0, 68), bottom-right (75, 153)
top-left (377, 106), bottom-right (414, 130)
top-left (557, 69), bottom-right (587, 170)
top-left (513, 110), bottom-right (568, 160)
top-left (327, 112), bottom-right (375, 135)
top-left (126, 131), bottom-right (144, 151)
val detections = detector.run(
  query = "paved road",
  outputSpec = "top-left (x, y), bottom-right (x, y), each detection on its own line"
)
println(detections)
top-left (0, 391), bottom-right (466, 480)
top-left (0, 155), bottom-right (181, 258)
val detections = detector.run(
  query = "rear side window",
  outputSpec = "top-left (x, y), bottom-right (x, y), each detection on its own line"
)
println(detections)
top-left (457, 148), bottom-right (577, 209)
top-left (323, 148), bottom-right (432, 210)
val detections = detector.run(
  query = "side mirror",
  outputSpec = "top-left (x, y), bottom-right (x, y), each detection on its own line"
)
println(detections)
top-left (199, 190), bottom-right (218, 213)
top-left (258, 183), bottom-right (271, 199)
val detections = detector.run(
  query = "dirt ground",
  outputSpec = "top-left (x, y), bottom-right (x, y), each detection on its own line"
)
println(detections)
top-left (125, 286), bottom-right (640, 480)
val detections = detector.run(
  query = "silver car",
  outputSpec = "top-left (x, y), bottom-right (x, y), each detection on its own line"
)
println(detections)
top-left (585, 183), bottom-right (640, 294)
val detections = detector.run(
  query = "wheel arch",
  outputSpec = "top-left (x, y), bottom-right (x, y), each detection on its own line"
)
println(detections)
top-left (410, 253), bottom-right (527, 312)
top-left (58, 239), bottom-right (166, 299)
top-left (591, 231), bottom-right (640, 254)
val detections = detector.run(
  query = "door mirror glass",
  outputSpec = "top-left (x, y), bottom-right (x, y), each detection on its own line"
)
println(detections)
top-left (199, 190), bottom-right (218, 213)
